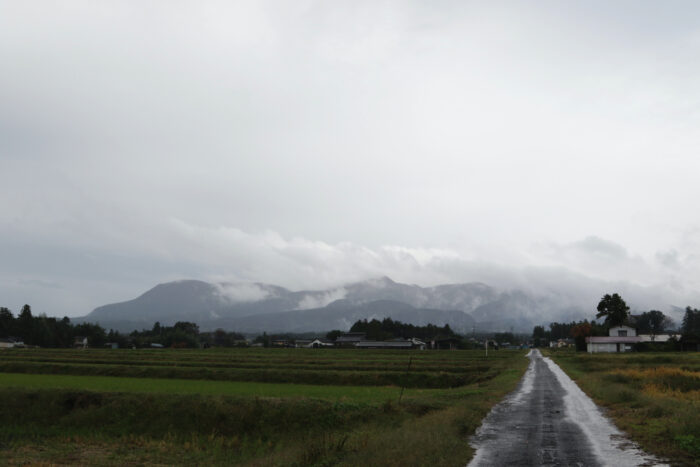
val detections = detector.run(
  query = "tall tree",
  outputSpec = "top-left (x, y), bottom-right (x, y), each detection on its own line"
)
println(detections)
top-left (532, 325), bottom-right (546, 347)
top-left (596, 293), bottom-right (630, 327)
top-left (570, 322), bottom-right (593, 351)
top-left (0, 307), bottom-right (13, 337)
top-left (17, 304), bottom-right (35, 343)
top-left (636, 310), bottom-right (673, 339)
top-left (681, 307), bottom-right (700, 339)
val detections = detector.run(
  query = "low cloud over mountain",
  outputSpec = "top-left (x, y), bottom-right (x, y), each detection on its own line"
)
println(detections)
top-left (75, 276), bottom-right (668, 334)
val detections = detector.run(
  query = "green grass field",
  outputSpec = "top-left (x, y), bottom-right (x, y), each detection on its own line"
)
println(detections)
top-left (547, 350), bottom-right (700, 466)
top-left (0, 372), bottom-right (443, 403)
top-left (0, 348), bottom-right (500, 388)
top-left (0, 348), bottom-right (528, 466)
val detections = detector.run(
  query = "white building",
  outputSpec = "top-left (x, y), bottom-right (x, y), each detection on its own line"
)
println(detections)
top-left (586, 325), bottom-right (641, 353)
top-left (0, 338), bottom-right (16, 349)
top-left (637, 332), bottom-right (680, 343)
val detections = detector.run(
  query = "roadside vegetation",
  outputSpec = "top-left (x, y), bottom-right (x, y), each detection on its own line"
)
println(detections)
top-left (547, 350), bottom-right (700, 466)
top-left (0, 348), bottom-right (528, 466)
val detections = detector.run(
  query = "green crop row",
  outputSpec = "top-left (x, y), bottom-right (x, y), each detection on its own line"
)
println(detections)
top-left (0, 355), bottom-right (490, 374)
top-left (0, 360), bottom-right (500, 388)
top-left (1, 347), bottom-right (505, 363)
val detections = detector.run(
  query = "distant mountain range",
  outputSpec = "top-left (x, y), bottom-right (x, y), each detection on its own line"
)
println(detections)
top-left (76, 276), bottom-right (590, 334)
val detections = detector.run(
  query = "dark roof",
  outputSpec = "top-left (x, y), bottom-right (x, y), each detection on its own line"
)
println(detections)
top-left (355, 341), bottom-right (414, 348)
top-left (336, 333), bottom-right (366, 343)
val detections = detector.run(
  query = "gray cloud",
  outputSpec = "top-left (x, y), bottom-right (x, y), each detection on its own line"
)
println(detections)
top-left (2, 1), bottom-right (700, 319)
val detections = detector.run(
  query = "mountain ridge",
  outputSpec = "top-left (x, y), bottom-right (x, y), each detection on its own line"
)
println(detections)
top-left (77, 277), bottom-right (589, 333)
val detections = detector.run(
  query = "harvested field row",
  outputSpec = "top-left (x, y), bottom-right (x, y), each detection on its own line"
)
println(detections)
top-left (0, 350), bottom-right (483, 361)
top-left (0, 355), bottom-right (489, 374)
top-left (0, 373), bottom-right (419, 402)
top-left (0, 360), bottom-right (497, 388)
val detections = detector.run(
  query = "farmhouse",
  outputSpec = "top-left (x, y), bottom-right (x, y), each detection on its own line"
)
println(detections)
top-left (586, 325), bottom-right (641, 353)
top-left (355, 338), bottom-right (426, 350)
top-left (355, 340), bottom-right (413, 349)
top-left (334, 332), bottom-right (366, 347)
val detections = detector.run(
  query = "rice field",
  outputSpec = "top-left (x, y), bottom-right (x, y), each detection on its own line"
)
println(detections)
top-left (0, 347), bottom-right (501, 388)
top-left (0, 347), bottom-right (529, 466)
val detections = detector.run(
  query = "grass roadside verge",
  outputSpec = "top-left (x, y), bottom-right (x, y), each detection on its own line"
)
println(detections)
top-left (545, 350), bottom-right (700, 466)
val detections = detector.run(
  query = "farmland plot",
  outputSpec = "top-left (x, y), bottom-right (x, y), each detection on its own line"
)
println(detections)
top-left (0, 348), bottom-right (527, 466)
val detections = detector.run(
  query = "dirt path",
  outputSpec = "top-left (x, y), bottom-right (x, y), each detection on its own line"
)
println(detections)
top-left (467, 349), bottom-right (666, 466)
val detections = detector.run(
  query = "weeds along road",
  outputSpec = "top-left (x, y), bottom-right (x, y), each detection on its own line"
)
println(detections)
top-left (467, 349), bottom-right (667, 467)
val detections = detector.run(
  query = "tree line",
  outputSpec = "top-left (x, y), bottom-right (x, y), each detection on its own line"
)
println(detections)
top-left (347, 317), bottom-right (457, 341)
top-left (0, 305), bottom-right (244, 349)
top-left (0, 305), bottom-right (108, 348)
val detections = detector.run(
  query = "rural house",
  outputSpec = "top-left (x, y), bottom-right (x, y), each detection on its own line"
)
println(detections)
top-left (334, 332), bottom-right (366, 347)
top-left (586, 325), bottom-right (641, 353)
top-left (354, 338), bottom-right (425, 350)
top-left (355, 340), bottom-right (413, 349)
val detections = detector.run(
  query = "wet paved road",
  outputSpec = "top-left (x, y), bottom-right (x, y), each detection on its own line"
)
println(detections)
top-left (467, 350), bottom-right (665, 467)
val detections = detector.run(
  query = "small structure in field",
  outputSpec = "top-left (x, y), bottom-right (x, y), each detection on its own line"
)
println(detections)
top-left (0, 337), bottom-right (20, 349)
top-left (295, 338), bottom-right (333, 348)
top-left (429, 336), bottom-right (460, 350)
top-left (586, 325), bottom-right (641, 353)
top-left (74, 336), bottom-right (88, 349)
top-left (306, 338), bottom-right (334, 348)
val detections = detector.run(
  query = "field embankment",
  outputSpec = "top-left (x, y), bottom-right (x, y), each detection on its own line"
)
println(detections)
top-left (0, 348), bottom-right (528, 466)
top-left (546, 350), bottom-right (700, 466)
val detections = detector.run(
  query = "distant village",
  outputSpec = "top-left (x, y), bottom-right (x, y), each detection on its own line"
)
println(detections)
top-left (1, 296), bottom-right (699, 352)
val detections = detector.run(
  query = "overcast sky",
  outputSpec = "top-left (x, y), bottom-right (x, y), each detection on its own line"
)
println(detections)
top-left (2, 1), bottom-right (700, 318)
